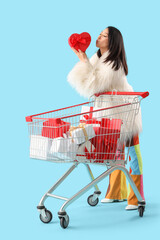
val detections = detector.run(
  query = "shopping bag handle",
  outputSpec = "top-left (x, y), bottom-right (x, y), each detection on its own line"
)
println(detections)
top-left (94, 91), bottom-right (149, 98)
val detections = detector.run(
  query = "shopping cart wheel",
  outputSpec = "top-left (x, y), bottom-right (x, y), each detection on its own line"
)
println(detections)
top-left (138, 206), bottom-right (144, 217)
top-left (39, 209), bottom-right (53, 223)
top-left (87, 194), bottom-right (99, 207)
top-left (59, 215), bottom-right (69, 229)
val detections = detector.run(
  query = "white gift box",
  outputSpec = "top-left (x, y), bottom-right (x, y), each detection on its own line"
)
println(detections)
top-left (30, 135), bottom-right (52, 160)
top-left (50, 137), bottom-right (78, 160)
top-left (71, 124), bottom-right (95, 145)
top-left (80, 105), bottom-right (103, 122)
top-left (80, 106), bottom-right (94, 121)
top-left (77, 141), bottom-right (95, 154)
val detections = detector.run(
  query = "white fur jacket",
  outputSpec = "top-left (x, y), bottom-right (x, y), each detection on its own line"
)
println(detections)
top-left (67, 51), bottom-right (142, 137)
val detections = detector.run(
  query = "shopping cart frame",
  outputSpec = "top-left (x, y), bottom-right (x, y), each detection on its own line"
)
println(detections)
top-left (26, 91), bottom-right (149, 228)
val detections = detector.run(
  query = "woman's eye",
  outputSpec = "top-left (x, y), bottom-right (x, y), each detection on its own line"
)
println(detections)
top-left (100, 34), bottom-right (107, 37)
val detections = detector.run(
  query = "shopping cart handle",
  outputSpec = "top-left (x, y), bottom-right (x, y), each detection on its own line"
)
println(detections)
top-left (95, 91), bottom-right (149, 98)
top-left (26, 116), bottom-right (33, 122)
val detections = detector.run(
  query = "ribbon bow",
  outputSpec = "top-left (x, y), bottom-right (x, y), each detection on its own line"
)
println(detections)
top-left (80, 114), bottom-right (101, 124)
top-left (69, 123), bottom-right (88, 142)
top-left (70, 36), bottom-right (87, 47)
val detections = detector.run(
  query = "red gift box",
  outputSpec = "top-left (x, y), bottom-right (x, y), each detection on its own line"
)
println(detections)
top-left (90, 118), bottom-right (122, 162)
top-left (84, 138), bottom-right (117, 163)
top-left (91, 137), bottom-right (117, 160)
top-left (68, 32), bottom-right (91, 52)
top-left (101, 118), bottom-right (122, 133)
top-left (42, 118), bottom-right (71, 139)
top-left (97, 118), bottom-right (122, 141)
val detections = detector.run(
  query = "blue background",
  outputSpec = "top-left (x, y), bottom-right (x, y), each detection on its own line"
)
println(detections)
top-left (1, 0), bottom-right (160, 238)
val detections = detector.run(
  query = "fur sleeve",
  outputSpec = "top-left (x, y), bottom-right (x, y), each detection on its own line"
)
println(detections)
top-left (67, 59), bottom-right (99, 98)
top-left (67, 53), bottom-right (129, 98)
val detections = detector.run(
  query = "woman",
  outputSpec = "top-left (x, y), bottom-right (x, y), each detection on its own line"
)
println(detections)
top-left (67, 26), bottom-right (145, 210)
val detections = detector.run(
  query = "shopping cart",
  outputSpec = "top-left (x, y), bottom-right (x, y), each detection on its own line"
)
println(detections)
top-left (25, 91), bottom-right (149, 228)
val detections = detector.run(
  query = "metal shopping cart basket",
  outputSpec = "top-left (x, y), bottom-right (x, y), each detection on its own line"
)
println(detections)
top-left (25, 91), bottom-right (149, 228)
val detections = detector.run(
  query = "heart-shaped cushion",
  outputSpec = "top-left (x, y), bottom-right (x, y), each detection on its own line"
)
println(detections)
top-left (68, 32), bottom-right (91, 52)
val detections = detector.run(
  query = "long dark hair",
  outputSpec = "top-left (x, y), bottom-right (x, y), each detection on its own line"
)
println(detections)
top-left (97, 26), bottom-right (128, 75)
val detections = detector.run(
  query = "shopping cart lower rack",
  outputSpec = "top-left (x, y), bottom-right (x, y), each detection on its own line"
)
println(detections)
top-left (25, 91), bottom-right (149, 228)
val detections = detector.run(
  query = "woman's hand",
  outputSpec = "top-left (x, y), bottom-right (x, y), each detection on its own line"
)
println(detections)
top-left (71, 48), bottom-right (88, 62)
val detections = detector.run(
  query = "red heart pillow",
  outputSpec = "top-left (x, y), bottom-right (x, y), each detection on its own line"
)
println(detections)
top-left (68, 32), bottom-right (91, 52)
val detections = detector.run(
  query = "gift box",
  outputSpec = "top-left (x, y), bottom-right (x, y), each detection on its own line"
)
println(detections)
top-left (92, 106), bottom-right (105, 121)
top-left (50, 137), bottom-right (78, 160)
top-left (76, 141), bottom-right (96, 161)
top-left (69, 123), bottom-right (95, 145)
top-left (42, 118), bottom-right (70, 139)
top-left (68, 32), bottom-right (91, 52)
top-left (30, 135), bottom-right (52, 160)
top-left (80, 106), bottom-right (94, 122)
top-left (80, 115), bottom-right (101, 126)
top-left (84, 141), bottom-right (97, 160)
top-left (80, 105), bottom-right (104, 124)
top-left (101, 118), bottom-right (122, 133)
top-left (91, 137), bottom-right (118, 163)
top-left (90, 118), bottom-right (122, 162)
top-left (94, 118), bottom-right (122, 142)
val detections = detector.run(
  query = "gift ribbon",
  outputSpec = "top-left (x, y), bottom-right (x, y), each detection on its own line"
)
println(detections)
top-left (84, 106), bottom-right (93, 120)
top-left (70, 36), bottom-right (87, 47)
top-left (80, 115), bottom-right (101, 125)
top-left (83, 135), bottom-right (118, 161)
top-left (83, 115), bottom-right (101, 124)
top-left (69, 123), bottom-right (88, 142)
top-left (85, 147), bottom-right (97, 160)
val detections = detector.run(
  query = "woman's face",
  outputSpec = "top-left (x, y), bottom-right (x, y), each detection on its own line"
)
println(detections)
top-left (96, 28), bottom-right (109, 49)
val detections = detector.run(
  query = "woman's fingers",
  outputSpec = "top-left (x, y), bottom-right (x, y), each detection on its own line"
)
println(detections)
top-left (71, 47), bottom-right (88, 62)
top-left (78, 49), bottom-right (86, 55)
top-left (71, 47), bottom-right (78, 54)
top-left (72, 48), bottom-right (83, 54)
top-left (78, 49), bottom-right (84, 54)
